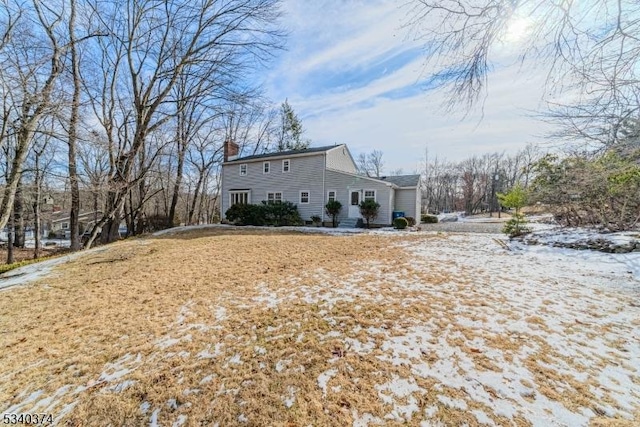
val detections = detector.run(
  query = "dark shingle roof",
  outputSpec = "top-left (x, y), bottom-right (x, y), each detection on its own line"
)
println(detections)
top-left (376, 174), bottom-right (421, 187)
top-left (226, 145), bottom-right (339, 163)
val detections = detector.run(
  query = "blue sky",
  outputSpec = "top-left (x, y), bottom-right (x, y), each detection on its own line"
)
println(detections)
top-left (263, 0), bottom-right (557, 174)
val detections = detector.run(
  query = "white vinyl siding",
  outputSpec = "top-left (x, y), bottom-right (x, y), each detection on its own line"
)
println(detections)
top-left (221, 154), bottom-right (325, 220)
top-left (325, 145), bottom-right (357, 173)
top-left (300, 191), bottom-right (310, 204)
top-left (282, 159), bottom-right (290, 173)
top-left (394, 188), bottom-right (420, 219)
top-left (263, 161), bottom-right (270, 174)
top-left (324, 169), bottom-right (394, 225)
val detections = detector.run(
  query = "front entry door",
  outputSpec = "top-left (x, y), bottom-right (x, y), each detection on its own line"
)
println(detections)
top-left (348, 190), bottom-right (361, 218)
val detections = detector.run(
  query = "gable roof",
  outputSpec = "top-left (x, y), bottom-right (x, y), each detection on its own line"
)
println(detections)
top-left (225, 144), bottom-right (339, 163)
top-left (376, 174), bottom-right (421, 188)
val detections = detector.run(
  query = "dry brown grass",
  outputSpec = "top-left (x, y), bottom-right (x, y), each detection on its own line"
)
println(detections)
top-left (1, 227), bottom-right (638, 426)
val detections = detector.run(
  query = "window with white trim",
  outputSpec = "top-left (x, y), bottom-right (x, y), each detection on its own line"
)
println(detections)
top-left (263, 161), bottom-right (270, 174)
top-left (327, 190), bottom-right (336, 202)
top-left (364, 190), bottom-right (376, 202)
top-left (300, 191), bottom-right (310, 204)
top-left (61, 222), bottom-right (69, 229)
top-left (282, 159), bottom-right (290, 173)
top-left (229, 191), bottom-right (250, 206)
top-left (267, 192), bottom-right (283, 203)
top-left (239, 164), bottom-right (247, 176)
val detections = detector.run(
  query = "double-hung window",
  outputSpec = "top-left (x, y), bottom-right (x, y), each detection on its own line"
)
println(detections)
top-left (267, 192), bottom-right (283, 203)
top-left (364, 190), bottom-right (376, 202)
top-left (239, 164), bottom-right (247, 176)
top-left (263, 161), bottom-right (270, 174)
top-left (282, 159), bottom-right (290, 173)
top-left (327, 191), bottom-right (336, 203)
top-left (300, 191), bottom-right (310, 204)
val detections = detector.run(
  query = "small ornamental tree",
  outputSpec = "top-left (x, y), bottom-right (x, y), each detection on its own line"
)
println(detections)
top-left (325, 200), bottom-right (342, 227)
top-left (359, 199), bottom-right (380, 228)
top-left (498, 184), bottom-right (530, 237)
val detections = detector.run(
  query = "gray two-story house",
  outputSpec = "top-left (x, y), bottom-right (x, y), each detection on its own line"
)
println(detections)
top-left (220, 141), bottom-right (421, 226)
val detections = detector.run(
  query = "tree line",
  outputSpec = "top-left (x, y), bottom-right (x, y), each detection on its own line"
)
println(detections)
top-left (0, 0), bottom-right (305, 259)
top-left (419, 144), bottom-right (542, 216)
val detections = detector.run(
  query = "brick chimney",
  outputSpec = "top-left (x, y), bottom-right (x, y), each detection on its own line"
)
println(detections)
top-left (224, 140), bottom-right (239, 162)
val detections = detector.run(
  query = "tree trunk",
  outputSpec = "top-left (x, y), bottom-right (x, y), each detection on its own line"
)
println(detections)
top-left (33, 154), bottom-right (42, 259)
top-left (187, 168), bottom-right (205, 225)
top-left (168, 138), bottom-right (187, 227)
top-left (7, 209), bottom-right (14, 264)
top-left (68, 0), bottom-right (81, 251)
top-left (13, 179), bottom-right (25, 248)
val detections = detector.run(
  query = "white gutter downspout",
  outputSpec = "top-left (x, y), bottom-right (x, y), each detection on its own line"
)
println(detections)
top-left (322, 153), bottom-right (326, 222)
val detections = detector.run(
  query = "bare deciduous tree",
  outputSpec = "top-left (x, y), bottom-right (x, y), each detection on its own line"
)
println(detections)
top-left (407, 1), bottom-right (640, 148)
top-left (357, 149), bottom-right (385, 177)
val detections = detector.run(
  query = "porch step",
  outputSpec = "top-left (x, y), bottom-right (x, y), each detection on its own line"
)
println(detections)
top-left (338, 218), bottom-right (359, 228)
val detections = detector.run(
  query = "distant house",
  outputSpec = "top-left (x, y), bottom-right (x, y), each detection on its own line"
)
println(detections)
top-left (220, 141), bottom-right (421, 226)
top-left (49, 210), bottom-right (102, 237)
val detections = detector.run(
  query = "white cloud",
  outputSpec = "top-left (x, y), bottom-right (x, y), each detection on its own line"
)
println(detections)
top-left (264, 1), bottom-right (563, 173)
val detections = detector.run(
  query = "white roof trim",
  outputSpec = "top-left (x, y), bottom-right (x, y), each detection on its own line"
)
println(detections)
top-left (326, 168), bottom-right (397, 188)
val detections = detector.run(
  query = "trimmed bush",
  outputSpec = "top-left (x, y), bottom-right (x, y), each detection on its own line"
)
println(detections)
top-left (262, 201), bottom-right (303, 226)
top-left (405, 216), bottom-right (416, 226)
top-left (359, 199), bottom-right (380, 228)
top-left (225, 201), bottom-right (302, 226)
top-left (225, 203), bottom-right (266, 226)
top-left (393, 217), bottom-right (408, 229)
top-left (421, 214), bottom-right (438, 223)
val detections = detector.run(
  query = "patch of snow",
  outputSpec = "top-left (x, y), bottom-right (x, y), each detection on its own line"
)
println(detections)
top-left (238, 413), bottom-right (248, 423)
top-left (150, 408), bottom-right (161, 427)
top-left (213, 306), bottom-right (227, 322)
top-left (200, 375), bottom-right (214, 385)
top-left (282, 386), bottom-right (296, 408)
top-left (375, 376), bottom-right (423, 421)
top-left (172, 415), bottom-right (188, 427)
top-left (107, 380), bottom-right (136, 393)
top-left (317, 368), bottom-right (338, 396)
top-left (198, 343), bottom-right (223, 359)
top-left (472, 410), bottom-right (495, 426)
top-left (275, 359), bottom-right (290, 373)
top-left (437, 395), bottom-right (467, 410)
top-left (352, 410), bottom-right (383, 427)
top-left (227, 353), bottom-right (242, 365)
top-left (155, 334), bottom-right (191, 350)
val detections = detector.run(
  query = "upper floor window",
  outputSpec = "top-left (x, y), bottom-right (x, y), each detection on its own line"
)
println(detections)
top-left (300, 191), bottom-right (310, 204)
top-left (327, 191), bottom-right (336, 202)
top-left (263, 161), bottom-right (270, 174)
top-left (282, 159), bottom-right (290, 173)
top-left (239, 164), bottom-right (247, 176)
top-left (364, 190), bottom-right (376, 202)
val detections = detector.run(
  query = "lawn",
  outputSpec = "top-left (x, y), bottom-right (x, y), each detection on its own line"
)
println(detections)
top-left (1, 227), bottom-right (639, 426)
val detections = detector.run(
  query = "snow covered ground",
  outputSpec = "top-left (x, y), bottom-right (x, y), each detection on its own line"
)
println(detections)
top-left (2, 227), bottom-right (639, 426)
